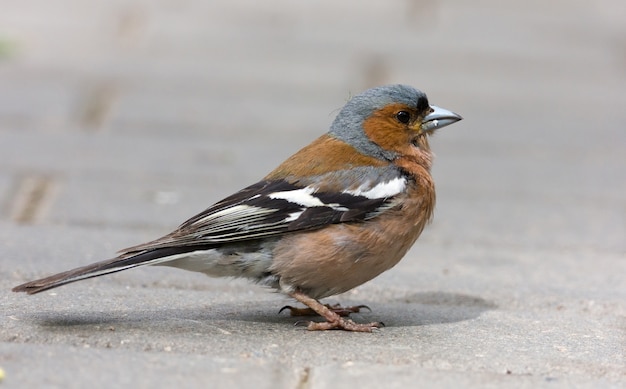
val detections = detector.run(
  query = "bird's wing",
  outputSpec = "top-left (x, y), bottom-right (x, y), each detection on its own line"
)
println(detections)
top-left (11, 167), bottom-right (410, 294)
top-left (120, 167), bottom-right (408, 255)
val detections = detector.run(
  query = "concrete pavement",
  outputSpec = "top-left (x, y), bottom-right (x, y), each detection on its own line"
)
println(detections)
top-left (1, 0), bottom-right (625, 387)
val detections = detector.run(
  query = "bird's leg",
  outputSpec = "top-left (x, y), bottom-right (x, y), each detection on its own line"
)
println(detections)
top-left (288, 290), bottom-right (382, 332)
top-left (279, 303), bottom-right (370, 317)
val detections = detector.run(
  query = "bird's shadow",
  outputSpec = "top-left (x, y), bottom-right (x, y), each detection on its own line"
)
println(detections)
top-left (28, 291), bottom-right (496, 332)
top-left (237, 291), bottom-right (497, 327)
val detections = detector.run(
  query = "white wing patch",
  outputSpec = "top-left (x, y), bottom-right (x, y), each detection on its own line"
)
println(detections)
top-left (269, 187), bottom-right (348, 211)
top-left (344, 177), bottom-right (406, 199)
top-left (269, 187), bottom-right (324, 207)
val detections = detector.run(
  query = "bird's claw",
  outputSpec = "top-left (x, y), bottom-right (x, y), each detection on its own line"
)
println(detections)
top-left (279, 303), bottom-right (372, 317)
top-left (279, 305), bottom-right (295, 315)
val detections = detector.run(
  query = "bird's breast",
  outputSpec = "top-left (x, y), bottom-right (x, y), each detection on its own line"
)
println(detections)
top-left (270, 176), bottom-right (435, 299)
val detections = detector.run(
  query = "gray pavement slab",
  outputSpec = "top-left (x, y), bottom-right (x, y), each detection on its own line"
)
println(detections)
top-left (1, 0), bottom-right (625, 388)
top-left (1, 222), bottom-right (624, 387)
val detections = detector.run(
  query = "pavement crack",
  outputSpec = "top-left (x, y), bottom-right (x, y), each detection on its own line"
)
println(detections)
top-left (360, 54), bottom-right (389, 89)
top-left (9, 174), bottom-right (59, 224)
top-left (116, 7), bottom-right (146, 46)
top-left (79, 83), bottom-right (117, 131)
top-left (296, 366), bottom-right (311, 389)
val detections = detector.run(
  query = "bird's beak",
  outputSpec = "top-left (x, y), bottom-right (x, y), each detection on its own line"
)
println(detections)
top-left (420, 106), bottom-right (462, 133)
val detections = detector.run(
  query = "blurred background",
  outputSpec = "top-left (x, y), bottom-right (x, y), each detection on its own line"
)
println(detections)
top-left (0, 0), bottom-right (623, 255)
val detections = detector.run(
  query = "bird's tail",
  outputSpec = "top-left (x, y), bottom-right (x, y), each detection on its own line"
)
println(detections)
top-left (12, 246), bottom-right (197, 295)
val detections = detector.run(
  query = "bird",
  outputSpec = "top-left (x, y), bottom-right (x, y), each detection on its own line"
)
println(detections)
top-left (12, 84), bottom-right (462, 332)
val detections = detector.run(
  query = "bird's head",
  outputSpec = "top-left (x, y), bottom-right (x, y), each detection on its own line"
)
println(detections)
top-left (329, 84), bottom-right (462, 162)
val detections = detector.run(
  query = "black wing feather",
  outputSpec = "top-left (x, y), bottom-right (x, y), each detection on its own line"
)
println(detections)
top-left (120, 175), bottom-right (405, 256)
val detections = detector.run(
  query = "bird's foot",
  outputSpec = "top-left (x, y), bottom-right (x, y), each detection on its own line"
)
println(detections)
top-left (287, 290), bottom-right (382, 332)
top-left (279, 303), bottom-right (370, 317)
top-left (298, 318), bottom-right (384, 332)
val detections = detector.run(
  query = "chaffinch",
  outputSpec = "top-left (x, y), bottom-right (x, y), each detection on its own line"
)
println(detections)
top-left (13, 84), bottom-right (462, 332)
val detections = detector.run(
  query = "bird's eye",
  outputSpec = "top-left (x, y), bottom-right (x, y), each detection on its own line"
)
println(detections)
top-left (396, 111), bottom-right (411, 124)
